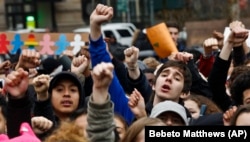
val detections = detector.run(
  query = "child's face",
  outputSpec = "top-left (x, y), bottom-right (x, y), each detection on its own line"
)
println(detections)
top-left (153, 67), bottom-right (184, 103)
top-left (0, 108), bottom-right (6, 134)
top-left (51, 79), bottom-right (80, 119)
top-left (114, 117), bottom-right (126, 140)
top-left (184, 99), bottom-right (200, 119)
top-left (243, 88), bottom-right (250, 105)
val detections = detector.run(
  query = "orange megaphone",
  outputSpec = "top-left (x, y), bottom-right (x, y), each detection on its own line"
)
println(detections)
top-left (146, 22), bottom-right (178, 58)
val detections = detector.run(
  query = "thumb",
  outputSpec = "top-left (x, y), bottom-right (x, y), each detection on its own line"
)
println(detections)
top-left (134, 88), bottom-right (143, 99)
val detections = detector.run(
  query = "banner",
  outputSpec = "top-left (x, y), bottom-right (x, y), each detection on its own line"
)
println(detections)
top-left (146, 22), bottom-right (178, 59)
top-left (0, 32), bottom-right (89, 55)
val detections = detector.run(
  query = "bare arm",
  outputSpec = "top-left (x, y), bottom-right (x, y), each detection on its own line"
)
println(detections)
top-left (90, 4), bottom-right (113, 40)
top-left (124, 46), bottom-right (140, 80)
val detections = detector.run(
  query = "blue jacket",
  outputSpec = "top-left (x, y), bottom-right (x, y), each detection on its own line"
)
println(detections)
top-left (89, 35), bottom-right (134, 125)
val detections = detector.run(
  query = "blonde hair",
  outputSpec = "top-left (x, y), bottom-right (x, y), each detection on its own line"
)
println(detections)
top-left (45, 122), bottom-right (88, 142)
top-left (185, 94), bottom-right (222, 115)
top-left (122, 117), bottom-right (165, 142)
top-left (143, 57), bottom-right (160, 70)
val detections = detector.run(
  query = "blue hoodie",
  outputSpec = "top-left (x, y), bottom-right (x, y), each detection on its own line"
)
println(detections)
top-left (89, 35), bottom-right (134, 125)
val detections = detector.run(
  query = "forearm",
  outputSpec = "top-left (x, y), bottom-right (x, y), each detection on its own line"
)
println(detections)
top-left (219, 42), bottom-right (233, 61)
top-left (7, 94), bottom-right (32, 138)
top-left (90, 21), bottom-right (102, 41)
top-left (92, 87), bottom-right (109, 105)
top-left (198, 55), bottom-right (215, 78)
top-left (207, 56), bottom-right (232, 111)
top-left (134, 110), bottom-right (147, 120)
top-left (76, 73), bottom-right (86, 87)
top-left (127, 66), bottom-right (140, 80)
top-left (188, 59), bottom-right (213, 99)
top-left (36, 92), bottom-right (49, 101)
top-left (34, 99), bottom-right (55, 123)
top-left (112, 58), bottom-right (131, 93)
top-left (87, 95), bottom-right (115, 142)
top-left (127, 70), bottom-right (152, 103)
top-left (232, 45), bottom-right (245, 66)
top-left (109, 74), bottom-right (134, 125)
top-left (89, 36), bottom-right (112, 67)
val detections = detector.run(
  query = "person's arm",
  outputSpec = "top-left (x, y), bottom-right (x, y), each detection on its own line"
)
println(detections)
top-left (198, 37), bottom-right (218, 78)
top-left (208, 22), bottom-right (248, 111)
top-left (126, 69), bottom-right (152, 103)
top-left (71, 55), bottom-right (89, 86)
top-left (32, 74), bottom-right (56, 124)
top-left (5, 68), bottom-right (32, 138)
top-left (124, 46), bottom-right (152, 102)
top-left (111, 57), bottom-right (129, 91)
top-left (222, 106), bottom-right (237, 126)
top-left (87, 62), bottom-right (116, 142)
top-left (128, 88), bottom-right (147, 119)
top-left (187, 59), bottom-right (213, 99)
top-left (0, 60), bottom-right (11, 75)
top-left (232, 45), bottom-right (245, 67)
top-left (31, 116), bottom-right (53, 135)
top-left (14, 49), bottom-right (40, 71)
top-left (90, 4), bottom-right (112, 41)
top-left (228, 20), bottom-right (248, 67)
top-left (89, 4), bottom-right (134, 125)
top-left (198, 55), bottom-right (215, 78)
top-left (84, 75), bottom-right (93, 97)
top-left (112, 57), bottom-right (152, 103)
top-left (208, 38), bottom-right (233, 112)
top-left (124, 46), bottom-right (140, 80)
top-left (207, 55), bottom-right (232, 112)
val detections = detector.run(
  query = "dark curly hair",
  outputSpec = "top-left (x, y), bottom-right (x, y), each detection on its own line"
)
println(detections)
top-left (230, 71), bottom-right (250, 105)
top-left (228, 65), bottom-right (250, 89)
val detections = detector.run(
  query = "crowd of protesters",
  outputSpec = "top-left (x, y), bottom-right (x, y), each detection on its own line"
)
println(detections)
top-left (0, 3), bottom-right (249, 142)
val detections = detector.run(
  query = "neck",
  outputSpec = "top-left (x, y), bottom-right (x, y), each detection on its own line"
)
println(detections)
top-left (153, 97), bottom-right (160, 107)
top-left (56, 113), bottom-right (70, 122)
top-left (153, 95), bottom-right (179, 107)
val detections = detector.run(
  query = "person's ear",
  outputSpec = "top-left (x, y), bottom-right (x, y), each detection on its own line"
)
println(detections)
top-left (180, 92), bottom-right (190, 99)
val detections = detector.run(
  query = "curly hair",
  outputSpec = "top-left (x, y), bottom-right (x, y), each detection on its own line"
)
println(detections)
top-left (230, 71), bottom-right (250, 105)
top-left (228, 65), bottom-right (250, 89)
top-left (122, 117), bottom-right (165, 142)
top-left (44, 121), bottom-right (88, 142)
top-left (185, 93), bottom-right (222, 115)
top-left (142, 57), bottom-right (160, 70)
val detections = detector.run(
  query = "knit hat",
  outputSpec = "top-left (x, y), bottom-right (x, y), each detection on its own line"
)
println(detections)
top-left (37, 57), bottom-right (61, 75)
top-left (48, 71), bottom-right (85, 109)
top-left (150, 100), bottom-right (188, 125)
top-left (108, 43), bottom-right (128, 61)
top-left (0, 122), bottom-right (41, 142)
